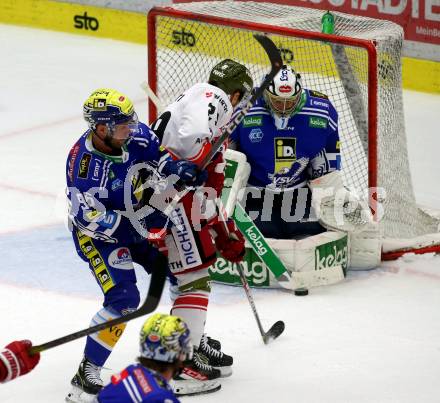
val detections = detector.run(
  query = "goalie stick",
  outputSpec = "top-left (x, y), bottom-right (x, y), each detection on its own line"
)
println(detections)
top-left (29, 253), bottom-right (167, 354)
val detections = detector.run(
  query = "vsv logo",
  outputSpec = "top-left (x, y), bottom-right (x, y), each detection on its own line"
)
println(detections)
top-left (280, 69), bottom-right (289, 81)
top-left (172, 29), bottom-right (196, 47)
top-left (74, 12), bottom-right (99, 31)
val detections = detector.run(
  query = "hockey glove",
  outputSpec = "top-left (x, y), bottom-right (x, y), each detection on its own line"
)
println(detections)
top-left (147, 227), bottom-right (168, 255)
top-left (309, 171), bottom-right (373, 233)
top-left (163, 159), bottom-right (208, 187)
top-left (205, 152), bottom-right (226, 197)
top-left (0, 340), bottom-right (40, 383)
top-left (211, 219), bottom-right (245, 263)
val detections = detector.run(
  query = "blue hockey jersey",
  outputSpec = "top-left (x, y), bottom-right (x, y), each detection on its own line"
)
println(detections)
top-left (231, 89), bottom-right (340, 190)
top-left (66, 123), bottom-right (163, 244)
top-left (97, 364), bottom-right (179, 403)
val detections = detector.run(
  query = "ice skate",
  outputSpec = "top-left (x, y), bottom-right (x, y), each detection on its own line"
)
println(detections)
top-left (199, 333), bottom-right (233, 377)
top-left (65, 357), bottom-right (103, 403)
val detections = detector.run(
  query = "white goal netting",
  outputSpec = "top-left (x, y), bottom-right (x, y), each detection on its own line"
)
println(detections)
top-left (148, 1), bottom-right (440, 255)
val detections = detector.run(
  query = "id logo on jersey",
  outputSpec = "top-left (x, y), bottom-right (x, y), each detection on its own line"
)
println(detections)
top-left (274, 138), bottom-right (296, 174)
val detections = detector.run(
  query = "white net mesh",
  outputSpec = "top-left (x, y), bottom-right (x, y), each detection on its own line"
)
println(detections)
top-left (150, 1), bottom-right (440, 244)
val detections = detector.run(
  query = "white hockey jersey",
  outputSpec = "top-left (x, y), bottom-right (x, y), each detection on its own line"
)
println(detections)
top-left (158, 83), bottom-right (233, 165)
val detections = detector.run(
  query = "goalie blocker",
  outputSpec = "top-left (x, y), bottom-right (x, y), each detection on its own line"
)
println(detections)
top-left (208, 150), bottom-right (381, 290)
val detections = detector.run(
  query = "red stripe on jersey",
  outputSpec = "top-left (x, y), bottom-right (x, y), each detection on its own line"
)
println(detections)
top-left (111, 368), bottom-right (129, 384)
top-left (187, 142), bottom-right (212, 166)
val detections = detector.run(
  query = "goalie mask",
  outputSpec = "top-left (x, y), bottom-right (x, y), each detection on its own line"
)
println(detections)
top-left (208, 59), bottom-right (253, 103)
top-left (264, 65), bottom-right (302, 128)
top-left (139, 313), bottom-right (193, 364)
top-left (83, 88), bottom-right (139, 146)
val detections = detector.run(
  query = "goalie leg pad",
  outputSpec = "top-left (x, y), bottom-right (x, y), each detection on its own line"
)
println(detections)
top-left (223, 149), bottom-right (251, 217)
top-left (269, 231), bottom-right (347, 289)
top-left (349, 221), bottom-right (381, 269)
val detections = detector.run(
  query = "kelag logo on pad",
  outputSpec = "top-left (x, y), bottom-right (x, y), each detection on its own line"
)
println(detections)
top-left (315, 236), bottom-right (348, 273)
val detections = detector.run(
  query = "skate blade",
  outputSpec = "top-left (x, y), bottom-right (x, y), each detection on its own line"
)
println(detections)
top-left (172, 379), bottom-right (221, 396)
top-left (215, 365), bottom-right (232, 378)
top-left (65, 385), bottom-right (97, 403)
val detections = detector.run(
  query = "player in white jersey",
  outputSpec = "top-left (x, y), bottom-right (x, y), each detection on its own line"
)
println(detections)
top-left (149, 59), bottom-right (253, 396)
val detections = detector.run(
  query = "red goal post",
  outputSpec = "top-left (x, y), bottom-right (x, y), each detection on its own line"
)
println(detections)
top-left (147, 2), bottom-right (440, 260)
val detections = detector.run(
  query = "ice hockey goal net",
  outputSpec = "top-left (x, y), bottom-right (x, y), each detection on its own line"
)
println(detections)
top-left (147, 2), bottom-right (440, 259)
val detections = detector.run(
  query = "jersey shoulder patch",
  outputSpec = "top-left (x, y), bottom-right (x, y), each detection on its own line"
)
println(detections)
top-left (308, 89), bottom-right (329, 99)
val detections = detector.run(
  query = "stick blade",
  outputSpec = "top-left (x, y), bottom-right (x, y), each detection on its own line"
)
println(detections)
top-left (264, 320), bottom-right (285, 344)
top-left (252, 34), bottom-right (283, 73)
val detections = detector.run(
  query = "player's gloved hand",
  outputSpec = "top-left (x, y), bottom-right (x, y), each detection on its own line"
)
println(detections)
top-left (163, 159), bottom-right (208, 187)
top-left (205, 152), bottom-right (226, 197)
top-left (211, 219), bottom-right (245, 263)
top-left (0, 340), bottom-right (40, 382)
top-left (147, 227), bottom-right (168, 255)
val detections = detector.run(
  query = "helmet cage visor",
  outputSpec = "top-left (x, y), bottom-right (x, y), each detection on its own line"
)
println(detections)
top-left (112, 111), bottom-right (140, 135)
top-left (265, 90), bottom-right (301, 117)
top-left (264, 66), bottom-right (302, 117)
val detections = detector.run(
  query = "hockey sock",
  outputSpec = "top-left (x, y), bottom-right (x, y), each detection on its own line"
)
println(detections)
top-left (171, 290), bottom-right (209, 347)
top-left (84, 307), bottom-right (127, 367)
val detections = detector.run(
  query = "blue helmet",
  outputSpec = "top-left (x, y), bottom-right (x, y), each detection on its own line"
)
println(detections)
top-left (139, 313), bottom-right (193, 364)
top-left (83, 88), bottom-right (137, 130)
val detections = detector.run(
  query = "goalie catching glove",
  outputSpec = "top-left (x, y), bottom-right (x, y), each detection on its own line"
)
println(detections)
top-left (309, 171), bottom-right (374, 233)
top-left (210, 218), bottom-right (245, 263)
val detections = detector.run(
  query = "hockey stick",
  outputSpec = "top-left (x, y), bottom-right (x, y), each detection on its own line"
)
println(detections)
top-left (142, 33), bottom-right (282, 217)
top-left (235, 261), bottom-right (285, 344)
top-left (198, 34), bottom-right (282, 171)
top-left (142, 80), bottom-right (297, 290)
top-left (29, 253), bottom-right (167, 354)
top-left (217, 202), bottom-right (285, 344)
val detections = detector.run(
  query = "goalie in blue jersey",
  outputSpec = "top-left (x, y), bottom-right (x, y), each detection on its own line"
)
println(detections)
top-left (231, 65), bottom-right (343, 239)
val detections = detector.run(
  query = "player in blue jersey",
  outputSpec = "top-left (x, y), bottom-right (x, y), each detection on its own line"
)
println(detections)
top-left (231, 65), bottom-right (341, 239)
top-left (96, 313), bottom-right (196, 403)
top-left (65, 88), bottom-right (208, 403)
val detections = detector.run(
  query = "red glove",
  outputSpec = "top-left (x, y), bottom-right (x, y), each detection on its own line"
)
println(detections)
top-left (147, 228), bottom-right (168, 255)
top-left (205, 152), bottom-right (226, 197)
top-left (211, 219), bottom-right (245, 263)
top-left (0, 340), bottom-right (40, 383)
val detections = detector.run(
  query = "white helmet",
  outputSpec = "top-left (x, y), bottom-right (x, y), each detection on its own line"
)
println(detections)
top-left (264, 65), bottom-right (302, 118)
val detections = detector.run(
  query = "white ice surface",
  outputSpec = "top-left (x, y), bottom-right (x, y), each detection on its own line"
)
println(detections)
top-left (0, 24), bottom-right (440, 403)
